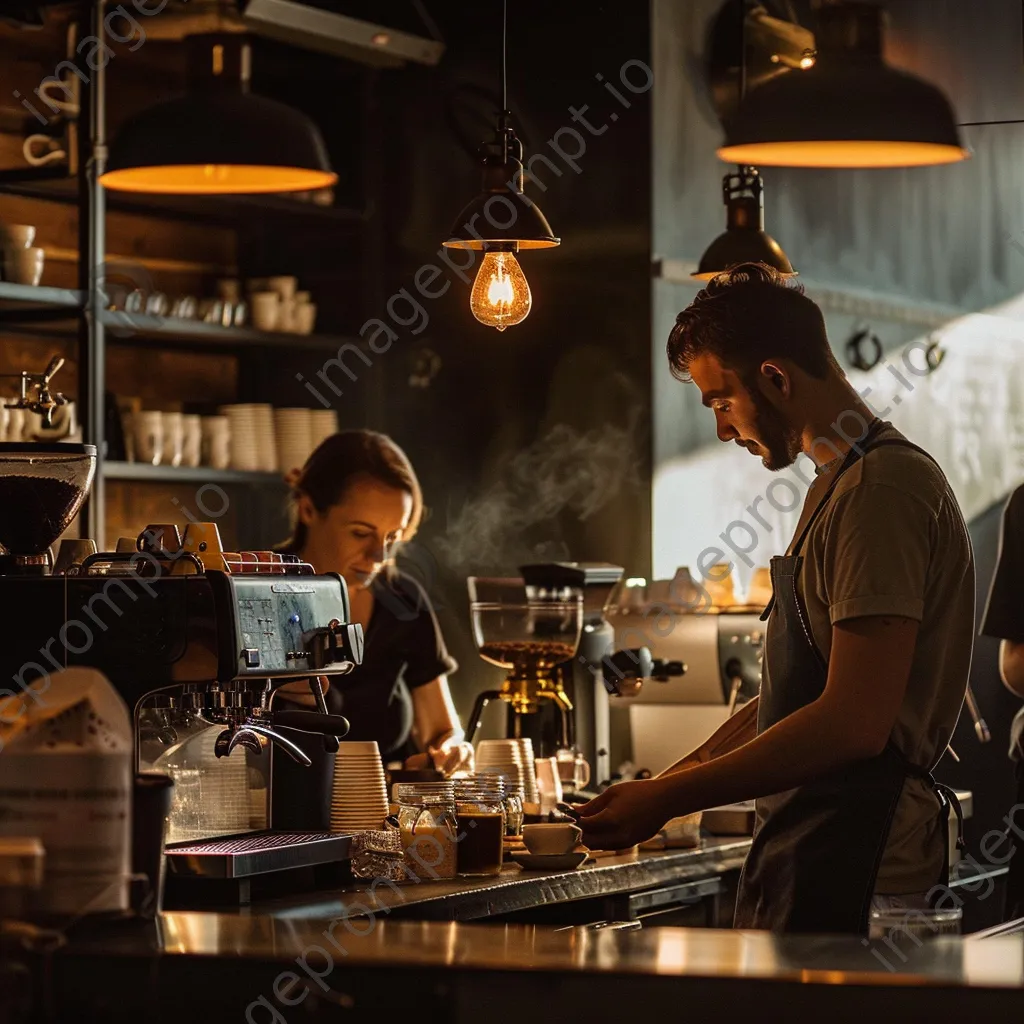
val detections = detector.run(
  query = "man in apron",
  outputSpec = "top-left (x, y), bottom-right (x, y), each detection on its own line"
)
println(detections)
top-left (580, 262), bottom-right (975, 934)
top-left (979, 483), bottom-right (1024, 922)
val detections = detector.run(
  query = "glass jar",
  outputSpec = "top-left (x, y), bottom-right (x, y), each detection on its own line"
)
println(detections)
top-left (477, 772), bottom-right (524, 837)
top-left (395, 783), bottom-right (457, 881)
top-left (454, 778), bottom-right (506, 877)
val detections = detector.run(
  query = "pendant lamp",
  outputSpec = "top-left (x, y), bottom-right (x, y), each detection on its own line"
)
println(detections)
top-left (718, 1), bottom-right (969, 169)
top-left (693, 165), bottom-right (796, 280)
top-left (101, 35), bottom-right (336, 194)
top-left (442, 0), bottom-right (559, 331)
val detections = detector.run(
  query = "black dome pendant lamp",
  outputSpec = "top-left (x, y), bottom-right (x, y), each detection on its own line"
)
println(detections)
top-left (101, 34), bottom-right (336, 195)
top-left (718, 1), bottom-right (969, 169)
top-left (442, 0), bottom-right (559, 331)
top-left (693, 165), bottom-right (796, 280)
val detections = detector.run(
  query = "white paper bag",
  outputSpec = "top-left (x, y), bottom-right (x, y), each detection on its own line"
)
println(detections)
top-left (0, 667), bottom-right (132, 915)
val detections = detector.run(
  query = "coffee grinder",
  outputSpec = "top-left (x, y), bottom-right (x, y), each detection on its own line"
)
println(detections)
top-left (465, 563), bottom-right (684, 794)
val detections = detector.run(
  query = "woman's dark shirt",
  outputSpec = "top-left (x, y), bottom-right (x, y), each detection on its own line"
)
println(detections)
top-left (325, 571), bottom-right (457, 757)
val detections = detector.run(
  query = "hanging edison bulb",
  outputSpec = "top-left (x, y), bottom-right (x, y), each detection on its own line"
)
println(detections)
top-left (469, 249), bottom-right (532, 331)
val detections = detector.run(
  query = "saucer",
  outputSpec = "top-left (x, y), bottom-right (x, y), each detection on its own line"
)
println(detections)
top-left (511, 850), bottom-right (588, 871)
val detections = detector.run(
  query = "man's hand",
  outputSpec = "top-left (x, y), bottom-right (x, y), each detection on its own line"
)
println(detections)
top-left (577, 778), bottom-right (671, 850)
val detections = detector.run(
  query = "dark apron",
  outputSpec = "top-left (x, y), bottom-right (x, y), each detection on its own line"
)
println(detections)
top-left (734, 427), bottom-right (963, 934)
top-left (1007, 708), bottom-right (1024, 921)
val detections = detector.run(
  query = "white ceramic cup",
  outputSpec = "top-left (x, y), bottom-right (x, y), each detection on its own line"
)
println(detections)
top-left (295, 302), bottom-right (317, 335)
top-left (521, 823), bottom-right (583, 856)
top-left (182, 415), bottom-right (202, 468)
top-left (278, 297), bottom-right (297, 333)
top-left (267, 275), bottom-right (298, 301)
top-left (133, 411), bottom-right (163, 466)
top-left (250, 291), bottom-right (280, 332)
top-left (201, 415), bottom-right (231, 470)
top-left (0, 224), bottom-right (36, 249)
top-left (5, 246), bottom-right (45, 286)
top-left (161, 412), bottom-right (184, 468)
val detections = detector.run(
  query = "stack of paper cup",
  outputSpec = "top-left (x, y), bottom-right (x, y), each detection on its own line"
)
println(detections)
top-left (514, 738), bottom-right (541, 804)
top-left (274, 408), bottom-right (314, 476)
top-left (256, 404), bottom-right (277, 472)
top-left (330, 741), bottom-right (389, 833)
top-left (474, 739), bottom-right (540, 803)
top-left (221, 404), bottom-right (276, 472)
top-left (309, 409), bottom-right (338, 452)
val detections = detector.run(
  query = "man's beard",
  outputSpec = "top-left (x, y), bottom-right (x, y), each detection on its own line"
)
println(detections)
top-left (745, 388), bottom-right (802, 471)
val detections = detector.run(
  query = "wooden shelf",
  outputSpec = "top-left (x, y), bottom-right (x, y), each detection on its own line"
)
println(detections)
top-left (100, 310), bottom-right (355, 352)
top-left (104, 462), bottom-right (287, 485)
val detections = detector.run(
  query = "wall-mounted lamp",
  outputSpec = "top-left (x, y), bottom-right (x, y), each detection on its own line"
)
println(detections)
top-left (718, 1), bottom-right (969, 169)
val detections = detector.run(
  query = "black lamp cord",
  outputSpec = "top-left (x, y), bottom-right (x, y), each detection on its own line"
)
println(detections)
top-left (499, 0), bottom-right (510, 164)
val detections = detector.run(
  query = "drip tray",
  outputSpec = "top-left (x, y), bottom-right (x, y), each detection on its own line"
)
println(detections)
top-left (166, 830), bottom-right (355, 878)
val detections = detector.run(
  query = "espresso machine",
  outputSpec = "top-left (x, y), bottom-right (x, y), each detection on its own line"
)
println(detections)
top-left (604, 574), bottom-right (765, 777)
top-left (0, 432), bottom-right (365, 899)
top-left (464, 563), bottom-right (684, 792)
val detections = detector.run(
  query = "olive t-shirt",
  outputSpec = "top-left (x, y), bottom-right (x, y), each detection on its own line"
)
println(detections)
top-left (786, 422), bottom-right (975, 895)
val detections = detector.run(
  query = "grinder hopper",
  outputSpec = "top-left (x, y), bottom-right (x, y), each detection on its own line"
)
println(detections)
top-left (0, 443), bottom-right (96, 569)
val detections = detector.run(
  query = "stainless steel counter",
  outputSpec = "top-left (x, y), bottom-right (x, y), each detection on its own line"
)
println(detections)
top-left (40, 914), bottom-right (1024, 1023)
top-left (252, 838), bottom-right (752, 922)
top-left (15, 839), bottom-right (1023, 1022)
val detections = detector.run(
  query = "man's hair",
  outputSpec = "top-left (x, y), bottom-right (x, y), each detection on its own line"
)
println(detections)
top-left (667, 262), bottom-right (840, 383)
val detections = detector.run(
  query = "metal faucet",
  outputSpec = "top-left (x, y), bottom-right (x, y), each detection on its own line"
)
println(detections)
top-left (3, 355), bottom-right (67, 427)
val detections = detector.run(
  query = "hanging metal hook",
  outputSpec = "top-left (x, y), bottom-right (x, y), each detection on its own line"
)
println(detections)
top-left (845, 323), bottom-right (882, 372)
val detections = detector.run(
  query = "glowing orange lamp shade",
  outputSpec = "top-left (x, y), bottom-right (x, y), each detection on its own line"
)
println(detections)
top-left (102, 34), bottom-right (335, 195)
top-left (719, 2), bottom-right (969, 170)
top-left (101, 92), bottom-right (335, 195)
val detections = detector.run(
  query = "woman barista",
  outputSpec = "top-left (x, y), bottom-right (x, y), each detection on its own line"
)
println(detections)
top-left (272, 431), bottom-right (472, 825)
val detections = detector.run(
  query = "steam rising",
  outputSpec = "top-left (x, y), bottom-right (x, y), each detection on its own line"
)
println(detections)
top-left (436, 423), bottom-right (640, 575)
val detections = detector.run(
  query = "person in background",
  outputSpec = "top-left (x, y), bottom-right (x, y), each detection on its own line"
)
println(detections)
top-left (277, 429), bottom-right (472, 775)
top-left (980, 483), bottom-right (1024, 922)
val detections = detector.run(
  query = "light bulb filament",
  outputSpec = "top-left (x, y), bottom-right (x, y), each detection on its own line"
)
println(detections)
top-left (470, 250), bottom-right (532, 331)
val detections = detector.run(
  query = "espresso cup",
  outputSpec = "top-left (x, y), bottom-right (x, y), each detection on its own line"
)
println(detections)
top-left (522, 823), bottom-right (583, 856)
